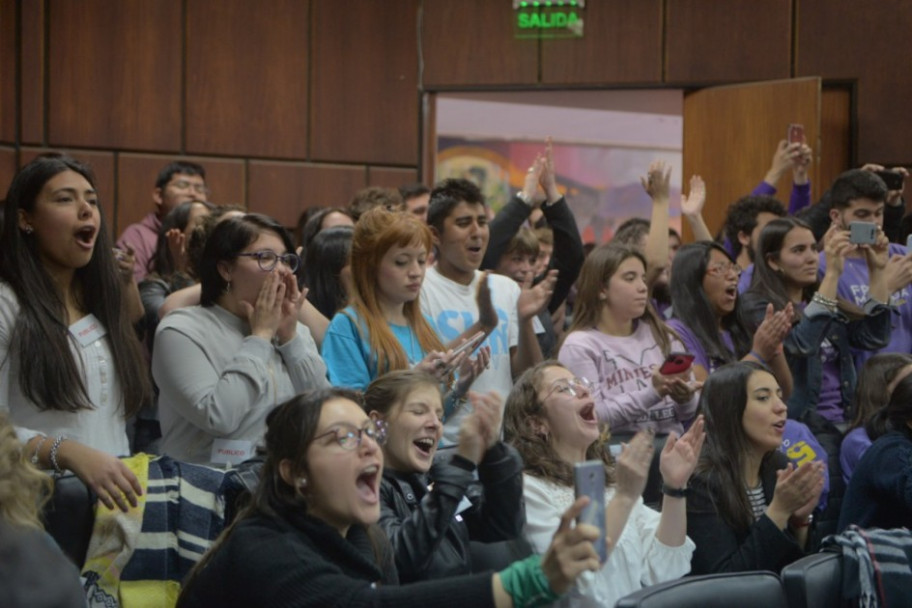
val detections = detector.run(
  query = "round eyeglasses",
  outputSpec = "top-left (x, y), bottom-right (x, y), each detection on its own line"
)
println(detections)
top-left (705, 261), bottom-right (742, 278)
top-left (313, 419), bottom-right (387, 451)
top-left (237, 250), bottom-right (300, 273)
top-left (545, 376), bottom-right (594, 400)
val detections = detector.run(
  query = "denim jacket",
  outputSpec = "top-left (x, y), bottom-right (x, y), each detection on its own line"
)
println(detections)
top-left (742, 296), bottom-right (891, 420)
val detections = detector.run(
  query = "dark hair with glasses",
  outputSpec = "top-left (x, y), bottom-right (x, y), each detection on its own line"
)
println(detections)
top-left (154, 160), bottom-right (207, 191)
top-left (199, 213), bottom-right (299, 306)
top-left (236, 250), bottom-right (301, 273)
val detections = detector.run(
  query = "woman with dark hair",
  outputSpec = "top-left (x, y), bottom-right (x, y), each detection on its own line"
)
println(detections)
top-left (152, 213), bottom-right (328, 465)
top-left (840, 353), bottom-right (912, 483)
top-left (687, 361), bottom-right (825, 574)
top-left (298, 206), bottom-right (354, 253)
top-left (558, 243), bottom-right (700, 436)
top-left (839, 371), bottom-right (912, 530)
top-left (304, 224), bottom-right (354, 320)
top-left (178, 389), bottom-right (602, 608)
top-left (504, 360), bottom-right (703, 606)
top-left (0, 153), bottom-right (152, 512)
top-left (365, 369), bottom-right (524, 582)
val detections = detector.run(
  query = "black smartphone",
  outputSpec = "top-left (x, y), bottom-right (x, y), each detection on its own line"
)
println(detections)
top-left (573, 460), bottom-right (607, 563)
top-left (659, 352), bottom-right (695, 376)
top-left (874, 170), bottom-right (905, 191)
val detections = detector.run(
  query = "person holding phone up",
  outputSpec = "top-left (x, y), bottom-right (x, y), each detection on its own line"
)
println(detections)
top-left (505, 361), bottom-right (704, 607)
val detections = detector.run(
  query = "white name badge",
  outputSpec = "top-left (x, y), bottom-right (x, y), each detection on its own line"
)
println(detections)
top-left (69, 314), bottom-right (107, 348)
top-left (210, 439), bottom-right (255, 466)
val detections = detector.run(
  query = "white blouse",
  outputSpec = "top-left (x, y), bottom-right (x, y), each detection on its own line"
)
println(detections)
top-left (0, 282), bottom-right (130, 457)
top-left (523, 473), bottom-right (695, 608)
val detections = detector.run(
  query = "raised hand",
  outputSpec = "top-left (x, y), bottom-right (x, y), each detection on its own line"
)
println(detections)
top-left (861, 228), bottom-right (890, 273)
top-left (769, 461), bottom-right (826, 523)
top-left (475, 271), bottom-right (499, 332)
top-left (453, 345), bottom-right (491, 396)
top-left (680, 175), bottom-right (706, 218)
top-left (641, 160), bottom-right (672, 200)
top-left (822, 223), bottom-right (853, 276)
top-left (517, 269), bottom-right (558, 321)
top-left (615, 430), bottom-right (654, 500)
top-left (536, 497), bottom-right (603, 594)
top-left (539, 136), bottom-right (562, 203)
top-left (243, 271), bottom-right (286, 342)
top-left (114, 245), bottom-right (136, 284)
top-left (522, 153), bottom-right (545, 204)
top-left (659, 416), bottom-right (705, 490)
top-left (276, 269), bottom-right (304, 344)
top-left (885, 252), bottom-right (912, 294)
top-left (765, 140), bottom-right (802, 185)
top-left (752, 302), bottom-right (794, 361)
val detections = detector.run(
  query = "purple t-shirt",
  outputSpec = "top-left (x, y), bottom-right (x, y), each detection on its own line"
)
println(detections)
top-left (666, 318), bottom-right (736, 375)
top-left (738, 263), bottom-right (755, 294)
top-left (839, 426), bottom-right (873, 485)
top-left (781, 420), bottom-right (830, 511)
top-left (816, 339), bottom-right (844, 423)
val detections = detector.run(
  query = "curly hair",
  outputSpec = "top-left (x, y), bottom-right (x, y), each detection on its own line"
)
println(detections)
top-left (504, 361), bottom-right (615, 487)
top-left (0, 416), bottom-right (51, 529)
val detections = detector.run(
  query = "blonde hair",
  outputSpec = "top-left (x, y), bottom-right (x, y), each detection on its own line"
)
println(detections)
top-left (0, 416), bottom-right (52, 529)
top-left (349, 207), bottom-right (445, 374)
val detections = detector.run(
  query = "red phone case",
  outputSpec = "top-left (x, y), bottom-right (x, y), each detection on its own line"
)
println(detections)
top-left (659, 353), bottom-right (694, 375)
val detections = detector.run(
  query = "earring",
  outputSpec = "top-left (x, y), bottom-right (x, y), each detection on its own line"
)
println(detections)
top-left (299, 478), bottom-right (308, 489)
top-left (23, 226), bottom-right (33, 235)
top-left (224, 280), bottom-right (231, 295)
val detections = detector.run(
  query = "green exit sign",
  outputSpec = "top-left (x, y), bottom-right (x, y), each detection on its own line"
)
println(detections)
top-left (514, 0), bottom-right (585, 39)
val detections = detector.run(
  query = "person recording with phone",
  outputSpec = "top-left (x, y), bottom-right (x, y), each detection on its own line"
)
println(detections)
top-left (504, 361), bottom-right (703, 607)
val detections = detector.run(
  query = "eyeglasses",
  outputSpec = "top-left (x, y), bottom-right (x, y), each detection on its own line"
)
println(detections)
top-left (170, 179), bottom-right (210, 196)
top-left (705, 261), bottom-right (742, 277)
top-left (545, 376), bottom-right (593, 400)
top-left (313, 419), bottom-right (387, 451)
top-left (237, 250), bottom-right (301, 272)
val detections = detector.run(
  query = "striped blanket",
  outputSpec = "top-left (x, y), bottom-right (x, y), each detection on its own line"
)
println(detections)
top-left (82, 454), bottom-right (227, 608)
top-left (824, 526), bottom-right (912, 607)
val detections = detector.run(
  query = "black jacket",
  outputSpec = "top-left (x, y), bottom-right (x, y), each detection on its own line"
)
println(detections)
top-left (178, 505), bottom-right (495, 608)
top-left (687, 451), bottom-right (806, 575)
top-left (378, 442), bottom-right (525, 583)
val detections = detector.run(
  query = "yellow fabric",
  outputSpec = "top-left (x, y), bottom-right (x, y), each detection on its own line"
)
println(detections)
top-left (119, 579), bottom-right (181, 608)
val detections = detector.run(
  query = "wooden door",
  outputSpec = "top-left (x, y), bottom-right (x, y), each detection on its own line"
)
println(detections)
top-left (683, 77), bottom-right (822, 240)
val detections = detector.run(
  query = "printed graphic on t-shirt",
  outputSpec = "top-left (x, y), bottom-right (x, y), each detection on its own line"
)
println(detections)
top-left (431, 306), bottom-right (510, 355)
top-left (599, 342), bottom-right (676, 423)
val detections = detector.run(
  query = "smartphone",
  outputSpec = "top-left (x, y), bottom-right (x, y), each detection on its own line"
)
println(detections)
top-left (573, 460), bottom-right (607, 563)
top-left (849, 221), bottom-right (877, 245)
top-left (905, 233), bottom-right (912, 251)
top-left (659, 352), bottom-right (695, 375)
top-left (787, 123), bottom-right (805, 145)
top-left (450, 331), bottom-right (486, 359)
top-left (874, 169), bottom-right (905, 191)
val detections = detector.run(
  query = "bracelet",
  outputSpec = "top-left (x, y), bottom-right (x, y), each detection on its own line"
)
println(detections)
top-left (748, 350), bottom-right (768, 367)
top-left (30, 435), bottom-right (49, 467)
top-left (791, 513), bottom-right (814, 528)
top-left (49, 436), bottom-right (67, 476)
top-left (661, 483), bottom-right (689, 498)
top-left (499, 554), bottom-right (559, 608)
top-left (811, 292), bottom-right (838, 311)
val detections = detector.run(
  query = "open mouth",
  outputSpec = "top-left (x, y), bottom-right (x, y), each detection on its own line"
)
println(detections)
top-left (75, 225), bottom-right (97, 247)
top-left (579, 402), bottom-right (597, 424)
top-left (725, 285), bottom-right (738, 297)
top-left (772, 420), bottom-right (786, 433)
top-left (413, 437), bottom-right (436, 458)
top-left (356, 464), bottom-right (381, 504)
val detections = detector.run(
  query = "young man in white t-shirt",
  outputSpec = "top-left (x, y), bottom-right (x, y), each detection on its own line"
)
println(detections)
top-left (420, 178), bottom-right (556, 445)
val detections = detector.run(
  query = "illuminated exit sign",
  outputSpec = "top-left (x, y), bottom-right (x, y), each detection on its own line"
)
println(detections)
top-left (513, 0), bottom-right (585, 39)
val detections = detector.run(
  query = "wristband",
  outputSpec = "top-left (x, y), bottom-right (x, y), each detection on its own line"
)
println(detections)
top-left (49, 436), bottom-right (67, 477)
top-left (499, 554), bottom-right (560, 608)
top-left (30, 435), bottom-right (49, 467)
top-left (749, 350), bottom-right (768, 367)
top-left (661, 483), bottom-right (689, 498)
top-left (791, 513), bottom-right (814, 528)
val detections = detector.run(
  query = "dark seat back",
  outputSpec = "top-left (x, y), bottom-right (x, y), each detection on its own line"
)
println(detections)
top-left (781, 551), bottom-right (846, 608)
top-left (42, 474), bottom-right (95, 568)
top-left (615, 571), bottom-right (787, 608)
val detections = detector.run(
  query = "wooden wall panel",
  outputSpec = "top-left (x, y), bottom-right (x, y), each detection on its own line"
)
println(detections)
top-left (311, 0), bottom-right (419, 165)
top-left (368, 167), bottom-right (418, 189)
top-left (21, 0), bottom-right (45, 144)
top-left (666, 0), bottom-right (792, 84)
top-left (541, 1), bottom-right (662, 85)
top-left (0, 0), bottom-right (15, 143)
top-left (819, 88), bottom-right (851, 193)
top-left (47, 0), bottom-right (182, 151)
top-left (248, 161), bottom-right (366, 227)
top-left (186, 0), bottom-right (309, 158)
top-left (422, 0), bottom-right (538, 86)
top-left (798, 0), bottom-right (912, 164)
top-left (0, 147), bottom-right (17, 195)
top-left (20, 148), bottom-right (116, 232)
top-left (184, 156), bottom-right (247, 209)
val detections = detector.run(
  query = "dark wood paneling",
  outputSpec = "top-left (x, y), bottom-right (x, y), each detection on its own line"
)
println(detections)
top-left (311, 0), bottom-right (419, 165)
top-left (186, 0), bottom-right (309, 158)
top-left (21, 0), bottom-right (45, 144)
top-left (422, 0), bottom-right (538, 86)
top-left (666, 0), bottom-right (791, 84)
top-left (20, 148), bottom-right (116, 232)
top-left (47, 0), bottom-right (182, 150)
top-left (248, 161), bottom-right (366, 227)
top-left (367, 167), bottom-right (418, 189)
top-left (542, 1), bottom-right (662, 84)
top-left (184, 156), bottom-right (247, 209)
top-left (0, 0), bottom-right (15, 143)
top-left (798, 0), bottom-right (912, 164)
top-left (0, 147), bottom-right (17, 195)
top-left (819, 88), bottom-right (851, 192)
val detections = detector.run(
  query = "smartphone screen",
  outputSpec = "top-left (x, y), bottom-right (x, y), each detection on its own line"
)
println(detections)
top-left (574, 460), bottom-right (607, 563)
top-left (787, 123), bottom-right (805, 145)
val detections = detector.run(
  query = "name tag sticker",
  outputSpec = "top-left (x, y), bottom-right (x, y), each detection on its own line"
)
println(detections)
top-left (211, 439), bottom-right (254, 466)
top-left (69, 314), bottom-right (107, 348)
top-left (455, 495), bottom-right (473, 515)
